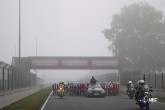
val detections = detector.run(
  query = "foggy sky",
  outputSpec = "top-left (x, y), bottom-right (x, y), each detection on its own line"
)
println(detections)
top-left (0, 0), bottom-right (165, 81)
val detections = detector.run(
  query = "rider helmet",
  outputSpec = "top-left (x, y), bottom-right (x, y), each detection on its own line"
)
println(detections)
top-left (128, 81), bottom-right (132, 84)
top-left (60, 81), bottom-right (64, 84)
top-left (138, 80), bottom-right (145, 86)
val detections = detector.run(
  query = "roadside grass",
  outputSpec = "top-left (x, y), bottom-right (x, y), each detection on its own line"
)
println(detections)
top-left (3, 87), bottom-right (51, 110)
top-left (157, 98), bottom-right (165, 103)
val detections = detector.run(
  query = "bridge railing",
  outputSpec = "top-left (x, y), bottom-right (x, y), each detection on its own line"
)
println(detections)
top-left (0, 61), bottom-right (42, 91)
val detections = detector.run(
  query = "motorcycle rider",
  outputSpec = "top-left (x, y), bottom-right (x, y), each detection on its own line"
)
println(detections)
top-left (57, 81), bottom-right (65, 98)
top-left (58, 82), bottom-right (65, 91)
top-left (126, 81), bottom-right (133, 88)
top-left (126, 81), bottom-right (135, 97)
top-left (135, 80), bottom-right (145, 101)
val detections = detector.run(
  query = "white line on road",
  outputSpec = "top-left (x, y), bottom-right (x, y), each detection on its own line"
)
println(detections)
top-left (40, 90), bottom-right (53, 110)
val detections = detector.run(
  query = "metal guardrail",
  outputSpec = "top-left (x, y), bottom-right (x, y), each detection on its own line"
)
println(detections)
top-left (119, 71), bottom-right (165, 89)
top-left (0, 61), bottom-right (43, 91)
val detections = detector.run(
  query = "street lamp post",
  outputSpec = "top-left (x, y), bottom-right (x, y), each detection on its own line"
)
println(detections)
top-left (18, 0), bottom-right (22, 88)
top-left (19, 0), bottom-right (21, 62)
top-left (36, 35), bottom-right (38, 76)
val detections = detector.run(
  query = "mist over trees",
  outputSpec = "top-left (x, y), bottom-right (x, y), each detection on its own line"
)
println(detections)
top-left (103, 2), bottom-right (165, 73)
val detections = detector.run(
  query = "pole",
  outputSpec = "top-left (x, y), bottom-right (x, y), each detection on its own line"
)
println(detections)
top-left (2, 68), bottom-right (4, 91)
top-left (36, 35), bottom-right (37, 76)
top-left (36, 35), bottom-right (37, 57)
top-left (19, 0), bottom-right (22, 87)
top-left (148, 73), bottom-right (150, 86)
top-left (162, 72), bottom-right (164, 88)
top-left (143, 74), bottom-right (146, 81)
top-left (19, 0), bottom-right (21, 63)
top-left (155, 73), bottom-right (156, 88)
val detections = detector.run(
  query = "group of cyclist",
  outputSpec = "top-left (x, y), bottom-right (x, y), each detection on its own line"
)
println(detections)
top-left (101, 82), bottom-right (120, 96)
top-left (52, 76), bottom-right (120, 96)
top-left (52, 81), bottom-right (89, 96)
top-left (52, 76), bottom-right (152, 99)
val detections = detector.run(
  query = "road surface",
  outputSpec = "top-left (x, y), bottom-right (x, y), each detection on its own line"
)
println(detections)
top-left (42, 92), bottom-right (165, 110)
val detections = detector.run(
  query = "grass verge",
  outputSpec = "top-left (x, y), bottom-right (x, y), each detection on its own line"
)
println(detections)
top-left (157, 98), bottom-right (165, 103)
top-left (2, 87), bottom-right (51, 110)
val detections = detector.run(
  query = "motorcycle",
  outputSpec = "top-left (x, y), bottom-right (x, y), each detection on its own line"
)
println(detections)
top-left (126, 87), bottom-right (135, 99)
top-left (57, 87), bottom-right (65, 99)
top-left (136, 86), bottom-right (153, 110)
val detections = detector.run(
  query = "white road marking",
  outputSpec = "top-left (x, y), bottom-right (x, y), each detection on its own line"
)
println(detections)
top-left (40, 90), bottom-right (53, 110)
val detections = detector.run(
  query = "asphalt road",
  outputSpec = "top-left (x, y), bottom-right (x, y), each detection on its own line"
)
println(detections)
top-left (42, 93), bottom-right (165, 110)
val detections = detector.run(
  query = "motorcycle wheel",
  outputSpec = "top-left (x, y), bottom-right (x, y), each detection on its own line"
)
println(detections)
top-left (146, 103), bottom-right (149, 110)
top-left (140, 105), bottom-right (144, 109)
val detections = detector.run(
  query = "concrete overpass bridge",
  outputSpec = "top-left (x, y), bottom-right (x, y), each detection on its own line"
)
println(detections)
top-left (12, 56), bottom-right (119, 71)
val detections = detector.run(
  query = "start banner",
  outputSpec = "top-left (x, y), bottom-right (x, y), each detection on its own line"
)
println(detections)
top-left (30, 57), bottom-right (119, 69)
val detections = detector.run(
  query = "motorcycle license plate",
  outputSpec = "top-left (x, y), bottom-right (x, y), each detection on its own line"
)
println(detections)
top-left (94, 93), bottom-right (100, 95)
